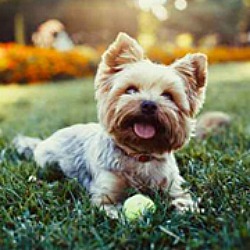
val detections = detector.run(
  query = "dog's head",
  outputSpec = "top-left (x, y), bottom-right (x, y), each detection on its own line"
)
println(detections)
top-left (94, 33), bottom-right (208, 154)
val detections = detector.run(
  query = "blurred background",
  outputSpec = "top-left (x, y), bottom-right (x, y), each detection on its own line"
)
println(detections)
top-left (0, 0), bottom-right (250, 84)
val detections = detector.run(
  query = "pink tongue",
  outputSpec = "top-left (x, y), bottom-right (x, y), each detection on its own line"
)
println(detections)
top-left (133, 123), bottom-right (156, 139)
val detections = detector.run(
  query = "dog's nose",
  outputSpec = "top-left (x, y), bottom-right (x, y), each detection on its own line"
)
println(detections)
top-left (141, 100), bottom-right (157, 115)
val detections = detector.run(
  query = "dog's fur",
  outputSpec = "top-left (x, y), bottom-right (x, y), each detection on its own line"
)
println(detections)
top-left (13, 33), bottom-right (208, 218)
top-left (196, 111), bottom-right (231, 139)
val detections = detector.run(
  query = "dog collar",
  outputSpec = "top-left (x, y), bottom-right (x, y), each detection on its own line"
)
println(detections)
top-left (134, 154), bottom-right (153, 163)
top-left (115, 145), bottom-right (162, 163)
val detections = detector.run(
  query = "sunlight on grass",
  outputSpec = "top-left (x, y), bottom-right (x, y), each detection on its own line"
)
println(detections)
top-left (0, 85), bottom-right (26, 104)
top-left (209, 62), bottom-right (250, 83)
top-left (0, 78), bottom-right (96, 137)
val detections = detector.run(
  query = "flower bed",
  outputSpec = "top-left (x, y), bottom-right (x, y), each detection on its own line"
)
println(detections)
top-left (0, 44), bottom-right (97, 84)
top-left (0, 43), bottom-right (250, 84)
top-left (148, 46), bottom-right (250, 65)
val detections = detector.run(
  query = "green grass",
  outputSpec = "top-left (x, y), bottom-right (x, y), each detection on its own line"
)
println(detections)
top-left (0, 62), bottom-right (250, 249)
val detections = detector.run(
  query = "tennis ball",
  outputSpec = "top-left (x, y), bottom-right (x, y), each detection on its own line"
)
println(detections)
top-left (123, 194), bottom-right (156, 220)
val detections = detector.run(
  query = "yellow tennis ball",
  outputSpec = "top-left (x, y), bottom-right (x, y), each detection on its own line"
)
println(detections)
top-left (123, 194), bottom-right (156, 220)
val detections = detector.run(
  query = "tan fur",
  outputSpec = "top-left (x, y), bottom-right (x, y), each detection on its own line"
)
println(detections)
top-left (95, 33), bottom-right (207, 155)
top-left (92, 33), bottom-right (208, 216)
top-left (14, 33), bottom-right (208, 218)
top-left (196, 111), bottom-right (231, 139)
top-left (172, 53), bottom-right (208, 116)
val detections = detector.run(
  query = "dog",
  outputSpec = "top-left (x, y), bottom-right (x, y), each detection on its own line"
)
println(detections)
top-left (196, 111), bottom-right (231, 139)
top-left (13, 33), bottom-right (208, 218)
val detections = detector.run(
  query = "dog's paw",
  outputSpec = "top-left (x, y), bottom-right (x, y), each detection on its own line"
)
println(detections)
top-left (171, 197), bottom-right (199, 213)
top-left (101, 204), bottom-right (121, 219)
top-left (12, 135), bottom-right (41, 159)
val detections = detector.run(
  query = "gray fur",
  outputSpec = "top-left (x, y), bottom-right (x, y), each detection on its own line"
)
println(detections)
top-left (13, 123), bottom-right (196, 218)
top-left (13, 123), bottom-right (174, 190)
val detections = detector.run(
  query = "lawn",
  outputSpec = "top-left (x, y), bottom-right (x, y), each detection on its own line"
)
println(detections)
top-left (0, 62), bottom-right (250, 249)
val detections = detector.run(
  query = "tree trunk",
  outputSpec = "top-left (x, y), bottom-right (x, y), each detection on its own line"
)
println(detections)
top-left (14, 12), bottom-right (25, 44)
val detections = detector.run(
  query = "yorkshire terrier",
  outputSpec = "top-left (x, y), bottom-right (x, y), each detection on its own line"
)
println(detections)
top-left (14, 33), bottom-right (208, 218)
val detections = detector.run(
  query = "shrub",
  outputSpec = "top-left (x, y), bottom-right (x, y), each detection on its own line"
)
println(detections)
top-left (1, 43), bottom-right (250, 84)
top-left (147, 46), bottom-right (250, 65)
top-left (0, 44), bottom-right (97, 84)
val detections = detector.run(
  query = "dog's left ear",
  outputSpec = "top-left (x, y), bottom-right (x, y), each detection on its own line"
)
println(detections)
top-left (172, 53), bottom-right (208, 117)
top-left (95, 32), bottom-right (144, 92)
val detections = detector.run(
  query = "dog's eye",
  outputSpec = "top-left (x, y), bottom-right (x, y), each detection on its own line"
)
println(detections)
top-left (125, 86), bottom-right (139, 94)
top-left (161, 92), bottom-right (173, 101)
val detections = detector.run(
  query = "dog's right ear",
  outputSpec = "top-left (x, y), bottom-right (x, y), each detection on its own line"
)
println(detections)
top-left (171, 53), bottom-right (208, 117)
top-left (95, 32), bottom-right (144, 92)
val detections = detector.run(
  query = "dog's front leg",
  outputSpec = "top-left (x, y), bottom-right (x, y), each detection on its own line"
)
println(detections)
top-left (168, 173), bottom-right (197, 212)
top-left (89, 170), bottom-right (127, 218)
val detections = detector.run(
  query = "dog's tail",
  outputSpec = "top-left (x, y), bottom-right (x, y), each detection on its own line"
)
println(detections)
top-left (196, 111), bottom-right (231, 139)
top-left (12, 135), bottom-right (42, 159)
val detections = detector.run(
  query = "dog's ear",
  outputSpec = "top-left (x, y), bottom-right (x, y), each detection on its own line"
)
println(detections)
top-left (102, 32), bottom-right (144, 71)
top-left (95, 32), bottom-right (144, 92)
top-left (172, 53), bottom-right (208, 117)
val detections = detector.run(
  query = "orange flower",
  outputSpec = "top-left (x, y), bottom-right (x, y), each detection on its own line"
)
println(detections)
top-left (1, 43), bottom-right (250, 84)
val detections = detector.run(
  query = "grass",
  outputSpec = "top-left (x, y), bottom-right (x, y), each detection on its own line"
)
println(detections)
top-left (0, 62), bottom-right (250, 249)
